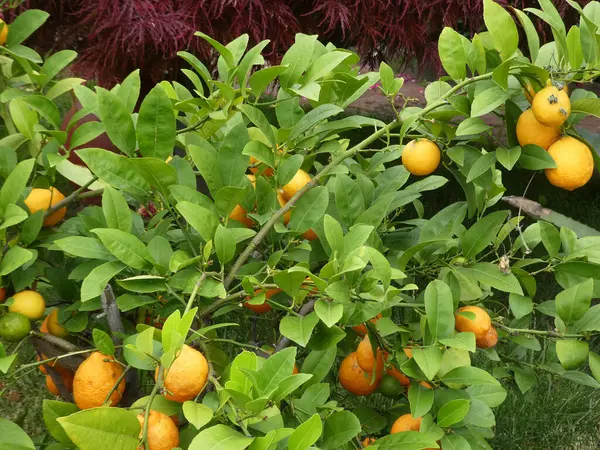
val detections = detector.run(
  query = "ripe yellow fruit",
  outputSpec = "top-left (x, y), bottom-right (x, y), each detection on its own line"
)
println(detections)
top-left (156, 345), bottom-right (209, 402)
top-left (391, 414), bottom-right (421, 433)
top-left (516, 109), bottom-right (561, 150)
top-left (476, 326), bottom-right (499, 349)
top-left (229, 204), bottom-right (253, 228)
top-left (356, 335), bottom-right (385, 375)
top-left (24, 187), bottom-right (67, 227)
top-left (455, 305), bottom-right (491, 338)
top-left (137, 410), bottom-right (180, 450)
top-left (545, 137), bottom-right (594, 191)
top-left (73, 352), bottom-right (126, 409)
top-left (532, 86), bottom-right (570, 127)
top-left (46, 308), bottom-right (69, 338)
top-left (281, 169), bottom-right (311, 200)
top-left (0, 19), bottom-right (8, 46)
top-left (401, 139), bottom-right (440, 176)
top-left (338, 352), bottom-right (380, 396)
top-left (9, 290), bottom-right (46, 320)
top-left (277, 193), bottom-right (291, 225)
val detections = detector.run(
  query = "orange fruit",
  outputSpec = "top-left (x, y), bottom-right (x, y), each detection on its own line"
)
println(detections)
top-left (351, 313), bottom-right (382, 335)
top-left (0, 287), bottom-right (6, 302)
top-left (455, 305), bottom-right (491, 338)
top-left (157, 345), bottom-right (208, 402)
top-left (391, 413), bottom-right (421, 433)
top-left (339, 352), bottom-right (380, 396)
top-left (277, 193), bottom-right (291, 225)
top-left (46, 371), bottom-right (74, 396)
top-left (516, 109), bottom-right (561, 150)
top-left (244, 288), bottom-right (282, 314)
top-left (362, 437), bottom-right (377, 447)
top-left (73, 352), bottom-right (126, 409)
top-left (356, 335), bottom-right (386, 375)
top-left (229, 204), bottom-right (253, 228)
top-left (9, 290), bottom-right (45, 320)
top-left (40, 315), bottom-right (50, 333)
top-left (281, 169), bottom-right (311, 200)
top-left (532, 85), bottom-right (571, 127)
top-left (386, 365), bottom-right (410, 386)
top-left (24, 187), bottom-right (66, 227)
top-left (46, 308), bottom-right (69, 338)
top-left (401, 139), bottom-right (440, 176)
top-left (545, 136), bottom-right (594, 191)
top-left (403, 347), bottom-right (413, 359)
top-left (302, 229), bottom-right (318, 240)
top-left (476, 326), bottom-right (498, 349)
top-left (249, 156), bottom-right (274, 176)
top-left (0, 19), bottom-right (8, 46)
top-left (293, 364), bottom-right (299, 375)
top-left (137, 410), bottom-right (180, 450)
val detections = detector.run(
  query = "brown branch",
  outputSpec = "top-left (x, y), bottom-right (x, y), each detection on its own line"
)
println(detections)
top-left (45, 176), bottom-right (103, 217)
top-left (274, 299), bottom-right (316, 352)
top-left (45, 365), bottom-right (74, 402)
top-left (101, 284), bottom-right (124, 343)
top-left (30, 334), bottom-right (85, 372)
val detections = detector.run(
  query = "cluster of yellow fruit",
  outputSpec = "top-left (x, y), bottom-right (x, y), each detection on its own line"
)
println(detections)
top-left (344, 306), bottom-right (497, 446)
top-left (228, 159), bottom-right (318, 240)
top-left (0, 290), bottom-right (48, 341)
top-left (518, 82), bottom-right (593, 191)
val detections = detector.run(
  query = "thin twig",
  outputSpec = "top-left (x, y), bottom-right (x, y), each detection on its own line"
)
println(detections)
top-left (44, 176), bottom-right (100, 217)
top-left (493, 322), bottom-right (593, 339)
top-left (185, 273), bottom-right (208, 314)
top-left (104, 365), bottom-right (131, 404)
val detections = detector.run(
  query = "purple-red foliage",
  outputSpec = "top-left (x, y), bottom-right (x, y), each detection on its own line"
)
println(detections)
top-left (15, 0), bottom-right (590, 87)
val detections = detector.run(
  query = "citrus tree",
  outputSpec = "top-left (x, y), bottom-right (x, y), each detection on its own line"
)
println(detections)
top-left (2, 1), bottom-right (600, 449)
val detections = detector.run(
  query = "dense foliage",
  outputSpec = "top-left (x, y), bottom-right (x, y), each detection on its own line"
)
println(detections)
top-left (14, 0), bottom-right (592, 86)
top-left (1, 1), bottom-right (600, 450)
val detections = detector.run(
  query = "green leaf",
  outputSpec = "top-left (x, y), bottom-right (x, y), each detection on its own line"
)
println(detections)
top-left (439, 332), bottom-right (477, 353)
top-left (0, 246), bottom-right (33, 276)
top-left (324, 215), bottom-right (344, 255)
top-left (556, 340), bottom-right (589, 370)
top-left (0, 159), bottom-right (34, 217)
top-left (375, 431), bottom-right (438, 449)
top-left (116, 70), bottom-right (141, 114)
top-left (305, 50), bottom-right (352, 84)
top-left (513, 8), bottom-right (540, 62)
top-left (441, 434), bottom-right (471, 450)
top-left (555, 262), bottom-right (600, 279)
top-left (92, 329), bottom-right (115, 356)
top-left (570, 98), bottom-right (600, 119)
top-left (250, 66), bottom-right (288, 99)
top-left (116, 294), bottom-right (156, 312)
top-left (438, 27), bottom-right (467, 80)
top-left (314, 300), bottom-right (343, 328)
top-left (21, 95), bottom-right (60, 128)
top-left (10, 98), bottom-right (37, 139)
top-left (287, 413), bottom-right (322, 450)
top-left (321, 411), bottom-right (361, 450)
top-left (590, 352), bottom-right (600, 384)
top-left (0, 417), bottom-right (35, 449)
top-left (437, 399), bottom-right (470, 428)
top-left (277, 154), bottom-right (304, 187)
top-left (81, 261), bottom-right (126, 301)
top-left (0, 204), bottom-right (27, 231)
top-left (96, 88), bottom-right (136, 156)
top-left (280, 312), bottom-right (319, 347)
top-left (456, 117), bottom-right (492, 136)
top-left (442, 366), bottom-right (500, 386)
top-left (57, 407), bottom-right (139, 450)
top-left (509, 293), bottom-right (533, 319)
top-left (484, 0), bottom-right (519, 60)
top-left (458, 262), bottom-right (523, 295)
top-left (289, 186), bottom-right (329, 233)
top-left (238, 104), bottom-right (276, 147)
top-left (519, 144), bottom-right (557, 170)
top-left (463, 398), bottom-right (495, 428)
top-left (215, 224), bottom-right (236, 265)
top-left (424, 280), bottom-right (455, 341)
top-left (46, 78), bottom-right (85, 100)
top-left (102, 186), bottom-right (132, 233)
top-left (183, 402), bottom-right (214, 430)
top-left (137, 85), bottom-right (176, 159)
top-left (567, 26), bottom-right (584, 70)
top-left (560, 370), bottom-right (600, 389)
top-left (408, 382), bottom-right (435, 418)
top-left (496, 146), bottom-right (521, 170)
top-left (148, 236), bottom-right (172, 271)
top-left (412, 346), bottom-right (442, 380)
top-left (466, 152), bottom-right (496, 183)
top-left (279, 34), bottom-right (318, 89)
top-left (77, 148), bottom-right (150, 198)
top-left (243, 141), bottom-right (275, 170)
top-left (466, 384), bottom-right (507, 408)
top-left (288, 104), bottom-right (343, 142)
top-left (460, 211), bottom-right (508, 258)
top-left (92, 229), bottom-right (152, 270)
top-left (556, 279), bottom-right (593, 325)
top-left (118, 276), bottom-right (166, 294)
top-left (301, 347), bottom-right (337, 387)
top-left (69, 122), bottom-right (106, 149)
top-left (176, 201), bottom-right (218, 242)
top-left (471, 86), bottom-right (510, 117)
top-left (573, 305), bottom-right (600, 332)
top-left (54, 237), bottom-right (112, 260)
top-left (188, 424), bottom-right (254, 450)
top-left (334, 173), bottom-right (365, 227)
top-left (42, 400), bottom-right (78, 448)
top-left (6, 9), bottom-right (49, 46)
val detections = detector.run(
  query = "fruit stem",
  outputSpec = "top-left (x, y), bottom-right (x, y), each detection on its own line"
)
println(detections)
top-left (223, 72), bottom-right (495, 289)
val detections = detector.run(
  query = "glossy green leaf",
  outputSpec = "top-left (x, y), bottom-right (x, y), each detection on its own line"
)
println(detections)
top-left (321, 411), bottom-right (361, 450)
top-left (424, 280), bottom-right (455, 341)
top-left (102, 186), bottom-right (132, 233)
top-left (438, 27), bottom-right (467, 80)
top-left (556, 339), bottom-right (589, 370)
top-left (6, 9), bottom-right (49, 46)
top-left (287, 413), bottom-right (322, 450)
top-left (215, 224), bottom-right (236, 265)
top-left (280, 312), bottom-right (319, 347)
top-left (96, 88), bottom-right (136, 156)
top-left (484, 0), bottom-right (519, 60)
top-left (137, 85), bottom-right (176, 159)
top-left (555, 279), bottom-right (593, 325)
top-left (92, 229), bottom-right (152, 270)
top-left (460, 211), bottom-right (508, 258)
